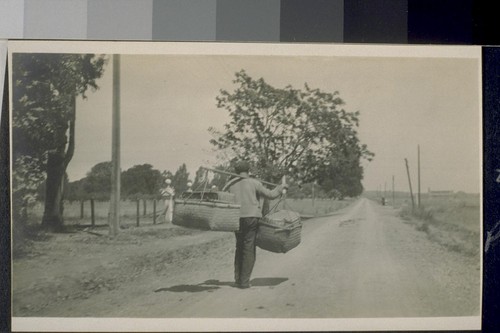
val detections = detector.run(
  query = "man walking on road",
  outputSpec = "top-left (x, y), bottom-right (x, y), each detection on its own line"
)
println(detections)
top-left (225, 161), bottom-right (286, 289)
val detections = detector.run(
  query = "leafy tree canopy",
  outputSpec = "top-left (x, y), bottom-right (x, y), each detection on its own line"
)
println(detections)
top-left (83, 161), bottom-right (112, 200)
top-left (121, 164), bottom-right (165, 198)
top-left (69, 162), bottom-right (166, 200)
top-left (193, 166), bottom-right (209, 190)
top-left (210, 70), bottom-right (373, 197)
top-left (172, 163), bottom-right (190, 194)
top-left (12, 53), bottom-right (106, 165)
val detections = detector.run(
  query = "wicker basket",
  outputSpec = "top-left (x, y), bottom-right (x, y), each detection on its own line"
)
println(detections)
top-left (179, 191), bottom-right (236, 203)
top-left (256, 210), bottom-right (302, 253)
top-left (173, 199), bottom-right (240, 231)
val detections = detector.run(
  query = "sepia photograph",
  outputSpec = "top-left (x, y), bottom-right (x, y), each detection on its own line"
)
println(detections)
top-left (9, 41), bottom-right (481, 331)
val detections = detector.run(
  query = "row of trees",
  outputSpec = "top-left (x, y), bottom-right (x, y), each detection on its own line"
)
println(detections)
top-left (61, 163), bottom-right (189, 201)
top-left (41, 158), bottom-right (346, 203)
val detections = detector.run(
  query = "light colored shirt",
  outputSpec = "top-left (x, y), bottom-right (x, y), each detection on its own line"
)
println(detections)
top-left (161, 187), bottom-right (175, 197)
top-left (228, 178), bottom-right (283, 218)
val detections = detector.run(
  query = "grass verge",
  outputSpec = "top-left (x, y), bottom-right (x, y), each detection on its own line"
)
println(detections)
top-left (399, 204), bottom-right (480, 257)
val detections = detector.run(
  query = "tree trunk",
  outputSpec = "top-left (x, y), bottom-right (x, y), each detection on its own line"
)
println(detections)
top-left (41, 95), bottom-right (76, 231)
top-left (41, 151), bottom-right (66, 231)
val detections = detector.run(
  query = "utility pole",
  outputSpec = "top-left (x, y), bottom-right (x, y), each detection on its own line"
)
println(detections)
top-left (109, 54), bottom-right (121, 237)
top-left (405, 158), bottom-right (415, 212)
top-left (417, 144), bottom-right (421, 208)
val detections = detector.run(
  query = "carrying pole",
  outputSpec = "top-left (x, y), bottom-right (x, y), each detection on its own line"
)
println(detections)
top-left (201, 167), bottom-right (280, 187)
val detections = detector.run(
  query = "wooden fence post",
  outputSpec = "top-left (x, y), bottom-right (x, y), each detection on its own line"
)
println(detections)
top-left (153, 199), bottom-right (157, 225)
top-left (80, 200), bottom-right (84, 219)
top-left (90, 198), bottom-right (95, 227)
top-left (136, 199), bottom-right (140, 227)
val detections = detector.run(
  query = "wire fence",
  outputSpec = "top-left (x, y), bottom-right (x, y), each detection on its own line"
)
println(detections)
top-left (26, 198), bottom-right (170, 227)
top-left (23, 196), bottom-right (352, 229)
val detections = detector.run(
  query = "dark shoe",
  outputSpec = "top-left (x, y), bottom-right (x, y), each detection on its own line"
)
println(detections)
top-left (236, 283), bottom-right (251, 289)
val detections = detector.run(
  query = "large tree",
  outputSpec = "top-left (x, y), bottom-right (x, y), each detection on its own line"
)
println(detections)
top-left (68, 162), bottom-right (165, 201)
top-left (208, 165), bottom-right (231, 191)
top-left (192, 166), bottom-right (208, 190)
top-left (12, 53), bottom-right (106, 230)
top-left (172, 163), bottom-right (190, 194)
top-left (121, 164), bottom-right (165, 198)
top-left (64, 178), bottom-right (87, 202)
top-left (83, 161), bottom-right (112, 200)
top-left (210, 70), bottom-right (373, 197)
top-left (317, 142), bottom-right (366, 197)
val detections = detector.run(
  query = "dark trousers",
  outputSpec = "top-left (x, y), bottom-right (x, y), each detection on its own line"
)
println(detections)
top-left (234, 217), bottom-right (259, 286)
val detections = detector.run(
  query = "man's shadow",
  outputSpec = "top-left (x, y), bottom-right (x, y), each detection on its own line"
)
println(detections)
top-left (154, 277), bottom-right (288, 293)
top-left (154, 284), bottom-right (219, 293)
top-left (250, 277), bottom-right (289, 287)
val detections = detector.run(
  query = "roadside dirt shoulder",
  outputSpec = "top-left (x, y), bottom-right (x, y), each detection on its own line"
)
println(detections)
top-left (12, 223), bottom-right (234, 316)
top-left (375, 203), bottom-right (481, 316)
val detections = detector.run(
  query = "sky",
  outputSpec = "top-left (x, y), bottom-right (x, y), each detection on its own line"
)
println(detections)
top-left (66, 48), bottom-right (481, 193)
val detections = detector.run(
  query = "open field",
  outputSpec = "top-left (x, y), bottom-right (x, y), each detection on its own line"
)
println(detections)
top-left (364, 192), bottom-right (480, 230)
top-left (413, 194), bottom-right (480, 233)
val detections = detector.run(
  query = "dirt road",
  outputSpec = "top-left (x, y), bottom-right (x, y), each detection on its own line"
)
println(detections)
top-left (14, 198), bottom-right (480, 320)
top-left (148, 198), bottom-right (480, 318)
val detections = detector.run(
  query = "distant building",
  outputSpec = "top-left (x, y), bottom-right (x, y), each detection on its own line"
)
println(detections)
top-left (427, 188), bottom-right (454, 197)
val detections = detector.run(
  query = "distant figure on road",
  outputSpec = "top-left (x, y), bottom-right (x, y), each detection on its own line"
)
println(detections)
top-left (224, 161), bottom-right (286, 289)
top-left (381, 197), bottom-right (386, 206)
